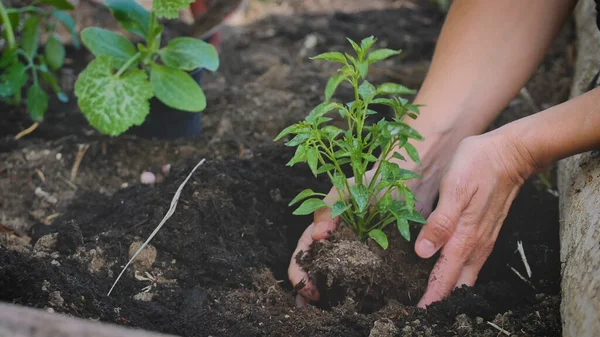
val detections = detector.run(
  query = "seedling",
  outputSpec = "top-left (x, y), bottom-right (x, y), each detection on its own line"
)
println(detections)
top-left (75, 0), bottom-right (220, 136)
top-left (0, 0), bottom-right (78, 121)
top-left (275, 36), bottom-right (426, 249)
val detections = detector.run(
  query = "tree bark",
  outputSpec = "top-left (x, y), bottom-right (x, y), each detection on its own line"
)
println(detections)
top-left (558, 1), bottom-right (600, 336)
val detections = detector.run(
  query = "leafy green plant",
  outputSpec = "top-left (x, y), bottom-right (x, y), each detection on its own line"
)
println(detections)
top-left (275, 36), bottom-right (426, 249)
top-left (74, 0), bottom-right (219, 136)
top-left (0, 0), bottom-right (78, 121)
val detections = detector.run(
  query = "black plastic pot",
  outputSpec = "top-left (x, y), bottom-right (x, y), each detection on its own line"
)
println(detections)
top-left (130, 68), bottom-right (205, 140)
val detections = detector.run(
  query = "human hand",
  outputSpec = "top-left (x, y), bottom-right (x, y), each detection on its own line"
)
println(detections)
top-left (415, 132), bottom-right (537, 307)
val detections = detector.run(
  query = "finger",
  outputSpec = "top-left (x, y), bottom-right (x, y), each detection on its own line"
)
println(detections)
top-left (415, 184), bottom-right (465, 258)
top-left (454, 243), bottom-right (493, 289)
top-left (417, 232), bottom-right (477, 308)
top-left (312, 188), bottom-right (341, 241)
top-left (288, 224), bottom-right (320, 302)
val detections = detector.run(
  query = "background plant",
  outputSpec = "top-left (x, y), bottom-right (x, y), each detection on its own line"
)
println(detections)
top-left (0, 0), bottom-right (78, 122)
top-left (75, 0), bottom-right (219, 136)
top-left (275, 36), bottom-right (426, 249)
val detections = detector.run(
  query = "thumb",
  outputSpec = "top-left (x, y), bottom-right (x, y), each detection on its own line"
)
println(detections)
top-left (312, 188), bottom-right (340, 241)
top-left (415, 182), bottom-right (462, 258)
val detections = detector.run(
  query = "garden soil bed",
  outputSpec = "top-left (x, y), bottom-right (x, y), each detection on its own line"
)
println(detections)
top-left (0, 1), bottom-right (574, 336)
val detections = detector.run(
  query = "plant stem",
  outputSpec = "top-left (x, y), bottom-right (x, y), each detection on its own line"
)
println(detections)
top-left (115, 53), bottom-right (141, 77)
top-left (0, 0), bottom-right (16, 50)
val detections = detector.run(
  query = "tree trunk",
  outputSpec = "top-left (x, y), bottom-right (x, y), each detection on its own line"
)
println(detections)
top-left (558, 1), bottom-right (600, 336)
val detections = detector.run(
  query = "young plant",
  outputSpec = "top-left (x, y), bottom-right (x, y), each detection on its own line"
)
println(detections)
top-left (75, 0), bottom-right (219, 136)
top-left (0, 0), bottom-right (78, 121)
top-left (275, 36), bottom-right (426, 249)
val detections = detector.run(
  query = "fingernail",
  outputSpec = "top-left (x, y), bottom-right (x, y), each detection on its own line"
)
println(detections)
top-left (417, 239), bottom-right (436, 258)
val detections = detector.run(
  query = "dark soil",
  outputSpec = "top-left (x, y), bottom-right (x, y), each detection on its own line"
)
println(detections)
top-left (0, 0), bottom-right (572, 336)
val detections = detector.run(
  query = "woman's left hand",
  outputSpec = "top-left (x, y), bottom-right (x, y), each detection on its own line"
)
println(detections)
top-left (415, 131), bottom-right (538, 307)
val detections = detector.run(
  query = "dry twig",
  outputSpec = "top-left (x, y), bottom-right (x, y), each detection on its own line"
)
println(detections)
top-left (70, 144), bottom-right (90, 181)
top-left (14, 122), bottom-right (39, 140)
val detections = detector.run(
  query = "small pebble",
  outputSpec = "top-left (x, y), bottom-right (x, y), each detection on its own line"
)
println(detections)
top-left (56, 153), bottom-right (62, 160)
top-left (162, 164), bottom-right (171, 176)
top-left (140, 171), bottom-right (156, 184)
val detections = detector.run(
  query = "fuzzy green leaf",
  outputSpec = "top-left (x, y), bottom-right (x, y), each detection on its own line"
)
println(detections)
top-left (289, 189), bottom-right (318, 206)
top-left (387, 122), bottom-right (424, 141)
top-left (287, 144), bottom-right (308, 166)
top-left (153, 0), bottom-right (194, 19)
top-left (367, 49), bottom-right (401, 64)
top-left (160, 37), bottom-right (219, 71)
top-left (104, 0), bottom-right (151, 38)
top-left (274, 124), bottom-right (309, 141)
top-left (150, 63), bottom-right (206, 112)
top-left (293, 198), bottom-right (327, 215)
top-left (350, 183), bottom-right (369, 213)
top-left (391, 152), bottom-right (406, 161)
top-left (362, 153), bottom-right (378, 162)
top-left (358, 81), bottom-right (376, 102)
top-left (307, 146), bottom-right (319, 176)
top-left (27, 84), bottom-right (49, 121)
top-left (346, 38), bottom-right (361, 57)
top-left (52, 10), bottom-right (80, 49)
top-left (377, 83), bottom-right (416, 96)
top-left (368, 229), bottom-right (388, 249)
top-left (396, 218), bottom-right (410, 241)
top-left (284, 133), bottom-right (311, 147)
top-left (311, 52), bottom-right (346, 64)
top-left (81, 28), bottom-right (137, 66)
top-left (357, 61), bottom-right (368, 79)
top-left (39, 0), bottom-right (74, 10)
top-left (74, 56), bottom-right (153, 136)
top-left (332, 201), bottom-right (350, 218)
top-left (325, 75), bottom-right (345, 102)
top-left (306, 102), bottom-right (341, 124)
top-left (45, 34), bottom-right (66, 70)
top-left (0, 48), bottom-right (18, 69)
top-left (21, 16), bottom-right (41, 59)
top-left (404, 142), bottom-right (421, 165)
top-left (0, 62), bottom-right (28, 97)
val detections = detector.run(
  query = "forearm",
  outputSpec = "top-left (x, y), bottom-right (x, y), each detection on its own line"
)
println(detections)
top-left (408, 0), bottom-right (577, 148)
top-left (504, 87), bottom-right (600, 174)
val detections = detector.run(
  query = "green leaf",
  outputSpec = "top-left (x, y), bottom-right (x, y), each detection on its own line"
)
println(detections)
top-left (362, 153), bottom-right (378, 162)
top-left (0, 11), bottom-right (19, 33)
top-left (274, 123), bottom-right (309, 141)
top-left (289, 189), bottom-right (318, 206)
top-left (346, 38), bottom-right (361, 57)
top-left (284, 133), bottom-right (310, 147)
top-left (52, 10), bottom-right (80, 49)
top-left (403, 188), bottom-right (415, 211)
top-left (397, 168), bottom-right (421, 180)
top-left (150, 63), bottom-right (206, 112)
top-left (0, 62), bottom-right (28, 97)
top-left (45, 34), bottom-right (66, 70)
top-left (293, 198), bottom-right (327, 215)
top-left (306, 102), bottom-right (341, 124)
top-left (39, 0), bottom-right (74, 10)
top-left (81, 27), bottom-right (137, 66)
top-left (325, 75), bottom-right (345, 102)
top-left (153, 0), bottom-right (194, 19)
top-left (358, 81), bottom-right (376, 102)
top-left (388, 122), bottom-right (424, 141)
top-left (391, 152), bottom-right (406, 161)
top-left (21, 16), bottom-right (41, 59)
top-left (316, 163), bottom-right (335, 174)
top-left (360, 36), bottom-right (376, 53)
top-left (367, 49), bottom-right (401, 64)
top-left (404, 142), bottom-right (421, 165)
top-left (396, 218), bottom-right (410, 241)
top-left (287, 144), bottom-right (308, 166)
top-left (307, 147), bottom-right (319, 176)
top-left (332, 172), bottom-right (346, 191)
top-left (27, 84), bottom-right (49, 121)
top-left (368, 229), bottom-right (388, 249)
top-left (0, 48), bottom-right (17, 69)
top-left (332, 201), bottom-right (350, 218)
top-left (357, 61), bottom-right (368, 79)
top-left (160, 37), bottom-right (219, 72)
top-left (377, 83), bottom-right (416, 96)
top-left (310, 52), bottom-right (346, 64)
top-left (350, 184), bottom-right (369, 213)
top-left (75, 56), bottom-right (154, 136)
top-left (104, 0), bottom-right (151, 38)
top-left (40, 68), bottom-right (68, 102)
top-left (377, 194), bottom-right (393, 215)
